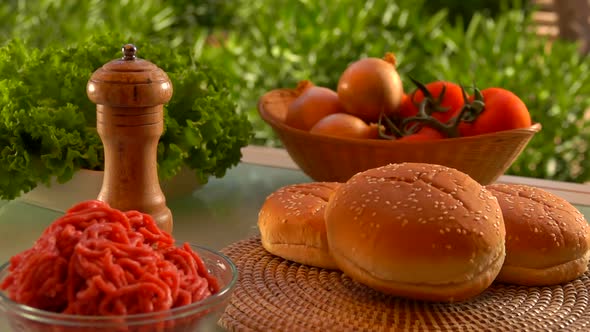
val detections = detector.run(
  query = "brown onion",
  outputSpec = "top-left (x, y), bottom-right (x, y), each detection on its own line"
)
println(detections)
top-left (337, 53), bottom-right (404, 122)
top-left (309, 113), bottom-right (379, 139)
top-left (285, 84), bottom-right (345, 131)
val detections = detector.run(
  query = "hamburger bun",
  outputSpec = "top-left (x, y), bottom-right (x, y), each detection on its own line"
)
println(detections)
top-left (487, 183), bottom-right (590, 286)
top-left (258, 182), bottom-right (340, 269)
top-left (325, 163), bottom-right (506, 302)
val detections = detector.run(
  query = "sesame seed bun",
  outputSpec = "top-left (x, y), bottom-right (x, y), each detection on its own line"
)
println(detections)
top-left (258, 182), bottom-right (341, 269)
top-left (487, 183), bottom-right (590, 286)
top-left (325, 163), bottom-right (506, 302)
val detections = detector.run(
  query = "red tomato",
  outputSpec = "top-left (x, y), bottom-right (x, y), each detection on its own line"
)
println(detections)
top-left (397, 93), bottom-right (416, 119)
top-left (367, 123), bottom-right (383, 139)
top-left (397, 126), bottom-right (445, 141)
top-left (401, 81), bottom-right (466, 123)
top-left (310, 113), bottom-right (379, 139)
top-left (459, 88), bottom-right (532, 136)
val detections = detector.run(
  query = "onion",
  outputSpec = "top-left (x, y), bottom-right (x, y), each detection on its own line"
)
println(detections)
top-left (285, 83), bottom-right (345, 131)
top-left (337, 53), bottom-right (404, 122)
top-left (309, 113), bottom-right (379, 139)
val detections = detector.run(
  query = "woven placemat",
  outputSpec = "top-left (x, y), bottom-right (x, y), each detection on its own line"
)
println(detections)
top-left (219, 237), bottom-right (590, 332)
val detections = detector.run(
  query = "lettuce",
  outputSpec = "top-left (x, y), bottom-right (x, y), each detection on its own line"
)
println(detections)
top-left (0, 33), bottom-right (253, 200)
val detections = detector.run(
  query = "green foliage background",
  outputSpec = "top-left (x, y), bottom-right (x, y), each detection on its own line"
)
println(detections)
top-left (0, 1), bottom-right (254, 199)
top-left (1, 0), bottom-right (589, 185)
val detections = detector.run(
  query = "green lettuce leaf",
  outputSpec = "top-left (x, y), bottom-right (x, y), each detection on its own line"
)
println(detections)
top-left (0, 34), bottom-right (252, 199)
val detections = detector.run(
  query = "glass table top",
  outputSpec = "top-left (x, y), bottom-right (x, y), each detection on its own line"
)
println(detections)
top-left (0, 161), bottom-right (588, 331)
top-left (0, 162), bottom-right (313, 264)
top-left (1, 160), bottom-right (589, 263)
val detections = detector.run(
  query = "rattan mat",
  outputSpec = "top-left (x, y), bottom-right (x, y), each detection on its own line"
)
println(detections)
top-left (219, 237), bottom-right (590, 332)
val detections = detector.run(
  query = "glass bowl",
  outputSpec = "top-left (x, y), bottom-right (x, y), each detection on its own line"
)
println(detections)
top-left (0, 245), bottom-right (238, 332)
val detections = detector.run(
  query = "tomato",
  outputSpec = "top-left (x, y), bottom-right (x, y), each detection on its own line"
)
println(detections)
top-left (285, 86), bottom-right (346, 131)
top-left (309, 113), bottom-right (379, 139)
top-left (459, 88), bottom-right (531, 136)
top-left (337, 53), bottom-right (404, 122)
top-left (397, 126), bottom-right (445, 141)
top-left (401, 81), bottom-right (466, 124)
top-left (366, 123), bottom-right (382, 139)
top-left (397, 93), bottom-right (416, 119)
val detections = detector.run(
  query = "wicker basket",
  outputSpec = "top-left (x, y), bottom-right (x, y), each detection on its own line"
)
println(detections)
top-left (258, 88), bottom-right (542, 185)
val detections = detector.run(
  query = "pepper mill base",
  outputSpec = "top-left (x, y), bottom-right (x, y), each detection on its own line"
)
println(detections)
top-left (151, 207), bottom-right (173, 234)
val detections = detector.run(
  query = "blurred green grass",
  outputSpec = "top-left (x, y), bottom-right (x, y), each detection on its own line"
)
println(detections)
top-left (1, 0), bottom-right (589, 183)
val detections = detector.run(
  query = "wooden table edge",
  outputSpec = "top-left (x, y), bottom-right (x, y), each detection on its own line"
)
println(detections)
top-left (240, 145), bottom-right (590, 206)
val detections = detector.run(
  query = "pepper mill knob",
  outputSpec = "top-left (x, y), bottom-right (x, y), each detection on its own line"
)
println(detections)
top-left (122, 44), bottom-right (137, 60)
top-left (86, 44), bottom-right (174, 233)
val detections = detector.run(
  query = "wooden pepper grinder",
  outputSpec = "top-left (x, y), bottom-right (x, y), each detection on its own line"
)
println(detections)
top-left (87, 44), bottom-right (174, 233)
